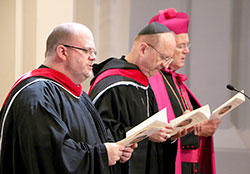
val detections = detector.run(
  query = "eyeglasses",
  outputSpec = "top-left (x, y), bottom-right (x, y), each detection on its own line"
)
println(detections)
top-left (146, 43), bottom-right (173, 64)
top-left (176, 43), bottom-right (191, 50)
top-left (63, 44), bottom-right (97, 57)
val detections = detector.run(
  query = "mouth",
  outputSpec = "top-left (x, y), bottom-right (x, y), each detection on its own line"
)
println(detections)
top-left (88, 64), bottom-right (93, 69)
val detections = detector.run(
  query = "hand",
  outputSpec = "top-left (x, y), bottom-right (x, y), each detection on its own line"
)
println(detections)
top-left (119, 143), bottom-right (138, 163)
top-left (171, 126), bottom-right (194, 140)
top-left (104, 143), bottom-right (125, 166)
top-left (170, 110), bottom-right (193, 140)
top-left (194, 118), bottom-right (221, 137)
top-left (149, 124), bottom-right (173, 142)
top-left (183, 110), bottom-right (191, 114)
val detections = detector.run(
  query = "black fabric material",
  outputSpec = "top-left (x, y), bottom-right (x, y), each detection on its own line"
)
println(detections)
top-left (182, 162), bottom-right (200, 174)
top-left (164, 73), bottom-right (185, 117)
top-left (89, 57), bottom-right (176, 174)
top-left (0, 74), bottom-right (123, 174)
top-left (91, 56), bottom-right (138, 84)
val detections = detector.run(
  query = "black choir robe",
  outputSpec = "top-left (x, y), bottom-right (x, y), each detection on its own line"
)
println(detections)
top-left (0, 66), bottom-right (122, 174)
top-left (89, 56), bottom-right (177, 174)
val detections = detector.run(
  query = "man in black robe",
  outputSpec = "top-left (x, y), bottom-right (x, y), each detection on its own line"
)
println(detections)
top-left (88, 23), bottom-right (178, 174)
top-left (0, 23), bottom-right (136, 174)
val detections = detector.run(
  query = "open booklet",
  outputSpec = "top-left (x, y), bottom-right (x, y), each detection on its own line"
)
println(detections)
top-left (168, 91), bottom-right (245, 136)
top-left (118, 91), bottom-right (245, 146)
top-left (118, 108), bottom-right (168, 146)
top-left (168, 104), bottom-right (210, 136)
top-left (118, 105), bottom-right (210, 146)
top-left (210, 91), bottom-right (245, 119)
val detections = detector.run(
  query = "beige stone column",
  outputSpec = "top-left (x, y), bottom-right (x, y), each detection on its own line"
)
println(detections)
top-left (0, 0), bottom-right (18, 106)
top-left (95, 0), bottom-right (131, 62)
top-left (74, 0), bottom-right (131, 92)
top-left (0, 0), bottom-right (131, 104)
top-left (0, 0), bottom-right (74, 106)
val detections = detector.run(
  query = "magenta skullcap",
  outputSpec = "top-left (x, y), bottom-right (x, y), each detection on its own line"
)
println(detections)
top-left (149, 8), bottom-right (189, 34)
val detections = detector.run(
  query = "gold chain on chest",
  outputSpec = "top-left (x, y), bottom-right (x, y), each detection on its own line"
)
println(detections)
top-left (178, 82), bottom-right (193, 111)
top-left (160, 71), bottom-right (192, 113)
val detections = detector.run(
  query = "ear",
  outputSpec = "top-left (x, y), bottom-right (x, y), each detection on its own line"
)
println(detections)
top-left (56, 45), bottom-right (68, 61)
top-left (138, 42), bottom-right (148, 56)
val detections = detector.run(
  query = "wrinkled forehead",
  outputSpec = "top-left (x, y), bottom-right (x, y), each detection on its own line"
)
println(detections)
top-left (175, 33), bottom-right (189, 44)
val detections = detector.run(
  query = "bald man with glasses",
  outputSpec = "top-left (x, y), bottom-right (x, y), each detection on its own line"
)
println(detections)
top-left (0, 22), bottom-right (136, 174)
top-left (88, 22), bottom-right (183, 174)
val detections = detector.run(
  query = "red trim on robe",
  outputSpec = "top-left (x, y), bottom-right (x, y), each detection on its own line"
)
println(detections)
top-left (149, 70), bottom-right (216, 174)
top-left (2, 68), bottom-right (82, 107)
top-left (88, 69), bottom-right (148, 95)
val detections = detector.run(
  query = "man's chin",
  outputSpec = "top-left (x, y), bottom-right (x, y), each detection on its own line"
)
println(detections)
top-left (180, 63), bottom-right (185, 69)
top-left (148, 71), bottom-right (158, 77)
top-left (88, 71), bottom-right (93, 78)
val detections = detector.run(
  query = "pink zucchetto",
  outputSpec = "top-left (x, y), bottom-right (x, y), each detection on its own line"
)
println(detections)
top-left (149, 8), bottom-right (189, 34)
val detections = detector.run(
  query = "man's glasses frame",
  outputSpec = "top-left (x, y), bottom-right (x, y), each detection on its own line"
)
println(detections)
top-left (146, 43), bottom-right (173, 63)
top-left (63, 44), bottom-right (97, 56)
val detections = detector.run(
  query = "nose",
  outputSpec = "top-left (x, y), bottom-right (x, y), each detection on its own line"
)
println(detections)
top-left (183, 47), bottom-right (190, 54)
top-left (88, 53), bottom-right (96, 61)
